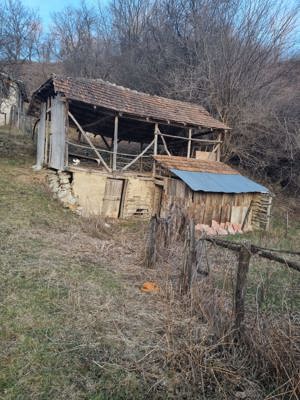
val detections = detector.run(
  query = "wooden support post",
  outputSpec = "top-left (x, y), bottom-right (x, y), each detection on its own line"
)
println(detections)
top-left (44, 97), bottom-right (50, 165)
top-left (187, 128), bottom-right (192, 158)
top-left (154, 123), bottom-right (158, 155)
top-left (216, 133), bottom-right (222, 161)
top-left (153, 123), bottom-right (158, 175)
top-left (35, 102), bottom-right (46, 169)
top-left (234, 244), bottom-right (251, 336)
top-left (180, 220), bottom-right (196, 295)
top-left (144, 216), bottom-right (158, 268)
top-left (49, 94), bottom-right (66, 171)
top-left (139, 142), bottom-right (143, 172)
top-left (122, 139), bottom-right (155, 171)
top-left (65, 101), bottom-right (69, 167)
top-left (113, 115), bottom-right (118, 171)
top-left (100, 135), bottom-right (110, 150)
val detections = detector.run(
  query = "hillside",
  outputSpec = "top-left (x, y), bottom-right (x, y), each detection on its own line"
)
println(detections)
top-left (1, 61), bottom-right (65, 96)
top-left (0, 128), bottom-right (299, 399)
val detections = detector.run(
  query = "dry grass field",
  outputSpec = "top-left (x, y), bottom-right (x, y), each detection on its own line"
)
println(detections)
top-left (0, 128), bottom-right (299, 399)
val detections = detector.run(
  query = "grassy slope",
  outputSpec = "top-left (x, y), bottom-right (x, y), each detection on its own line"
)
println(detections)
top-left (0, 130), bottom-right (144, 399)
top-left (221, 197), bottom-right (300, 313)
top-left (0, 128), bottom-right (299, 399)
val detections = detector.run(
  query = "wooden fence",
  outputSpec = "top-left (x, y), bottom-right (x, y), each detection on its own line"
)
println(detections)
top-left (144, 216), bottom-right (300, 337)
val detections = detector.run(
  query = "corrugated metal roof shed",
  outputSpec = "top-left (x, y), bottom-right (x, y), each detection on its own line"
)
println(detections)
top-left (171, 169), bottom-right (269, 193)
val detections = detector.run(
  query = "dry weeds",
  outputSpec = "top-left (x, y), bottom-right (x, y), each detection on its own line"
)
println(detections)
top-left (0, 130), bottom-right (299, 399)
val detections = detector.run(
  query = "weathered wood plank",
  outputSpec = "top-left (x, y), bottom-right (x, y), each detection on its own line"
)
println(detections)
top-left (234, 245), bottom-right (251, 336)
top-left (49, 95), bottom-right (66, 170)
top-left (113, 115), bottom-right (118, 171)
top-left (187, 128), bottom-right (192, 158)
top-left (36, 102), bottom-right (46, 168)
top-left (180, 220), bottom-right (196, 294)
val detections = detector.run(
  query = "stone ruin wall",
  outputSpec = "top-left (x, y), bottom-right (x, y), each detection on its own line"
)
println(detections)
top-left (0, 83), bottom-right (18, 126)
top-left (46, 170), bottom-right (82, 214)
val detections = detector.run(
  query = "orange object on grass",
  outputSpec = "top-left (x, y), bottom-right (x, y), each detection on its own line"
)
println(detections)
top-left (141, 281), bottom-right (159, 293)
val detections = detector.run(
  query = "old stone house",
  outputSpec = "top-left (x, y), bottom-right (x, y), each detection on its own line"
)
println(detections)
top-left (0, 72), bottom-right (28, 127)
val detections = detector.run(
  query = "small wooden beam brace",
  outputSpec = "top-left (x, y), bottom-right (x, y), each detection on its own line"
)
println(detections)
top-left (68, 111), bottom-right (111, 172)
top-left (212, 143), bottom-right (220, 153)
top-left (157, 127), bottom-right (171, 156)
top-left (122, 139), bottom-right (155, 171)
top-left (100, 135), bottom-right (110, 150)
top-left (113, 115), bottom-right (118, 171)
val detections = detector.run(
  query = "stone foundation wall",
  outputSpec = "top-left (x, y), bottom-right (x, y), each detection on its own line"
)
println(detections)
top-left (47, 170), bottom-right (80, 212)
top-left (46, 169), bottom-right (157, 219)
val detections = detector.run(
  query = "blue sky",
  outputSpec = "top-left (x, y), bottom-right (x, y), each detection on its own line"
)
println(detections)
top-left (22, 0), bottom-right (108, 29)
top-left (22, 0), bottom-right (299, 52)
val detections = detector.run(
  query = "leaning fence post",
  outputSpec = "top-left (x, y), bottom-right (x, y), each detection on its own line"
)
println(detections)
top-left (179, 219), bottom-right (196, 295)
top-left (234, 243), bottom-right (251, 336)
top-left (144, 216), bottom-right (158, 268)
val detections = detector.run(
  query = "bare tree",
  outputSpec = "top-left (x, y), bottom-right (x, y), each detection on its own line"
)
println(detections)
top-left (50, 1), bottom-right (115, 79)
top-left (0, 0), bottom-right (41, 75)
top-left (47, 0), bottom-right (300, 192)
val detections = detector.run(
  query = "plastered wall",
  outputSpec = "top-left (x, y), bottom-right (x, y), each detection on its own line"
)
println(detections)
top-left (72, 170), bottom-right (107, 216)
top-left (71, 170), bottom-right (155, 218)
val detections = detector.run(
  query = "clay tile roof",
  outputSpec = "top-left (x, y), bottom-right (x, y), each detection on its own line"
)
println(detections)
top-left (31, 75), bottom-right (230, 130)
top-left (154, 155), bottom-right (239, 175)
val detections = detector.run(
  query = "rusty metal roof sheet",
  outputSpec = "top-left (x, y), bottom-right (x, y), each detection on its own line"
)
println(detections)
top-left (154, 155), bottom-right (239, 174)
top-left (30, 75), bottom-right (229, 130)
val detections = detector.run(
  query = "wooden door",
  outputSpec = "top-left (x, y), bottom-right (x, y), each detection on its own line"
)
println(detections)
top-left (102, 178), bottom-right (124, 218)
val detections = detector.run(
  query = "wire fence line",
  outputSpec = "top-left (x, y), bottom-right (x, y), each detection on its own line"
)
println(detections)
top-left (144, 215), bottom-right (300, 337)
